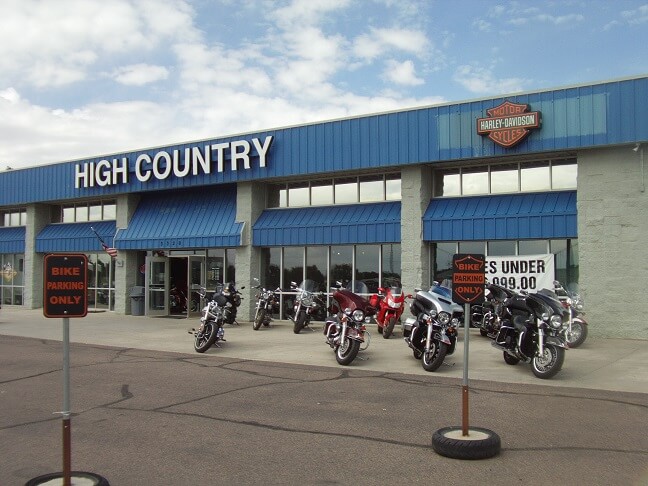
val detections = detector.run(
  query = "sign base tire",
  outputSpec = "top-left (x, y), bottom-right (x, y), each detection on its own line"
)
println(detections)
top-left (432, 426), bottom-right (501, 460)
top-left (26, 471), bottom-right (109, 485)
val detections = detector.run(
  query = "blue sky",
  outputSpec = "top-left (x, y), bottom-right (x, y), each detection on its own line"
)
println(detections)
top-left (1, 0), bottom-right (647, 169)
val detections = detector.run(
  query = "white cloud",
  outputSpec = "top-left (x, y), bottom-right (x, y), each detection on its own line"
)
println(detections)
top-left (382, 59), bottom-right (424, 86)
top-left (353, 27), bottom-right (429, 61)
top-left (112, 64), bottom-right (170, 86)
top-left (453, 65), bottom-right (527, 95)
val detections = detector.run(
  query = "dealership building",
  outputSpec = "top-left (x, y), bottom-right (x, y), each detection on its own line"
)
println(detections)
top-left (1, 75), bottom-right (646, 339)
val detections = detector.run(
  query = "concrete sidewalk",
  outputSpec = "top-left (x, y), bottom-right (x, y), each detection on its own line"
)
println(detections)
top-left (1, 306), bottom-right (647, 394)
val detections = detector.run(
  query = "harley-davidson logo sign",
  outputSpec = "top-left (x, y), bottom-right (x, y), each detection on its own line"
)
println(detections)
top-left (477, 100), bottom-right (541, 148)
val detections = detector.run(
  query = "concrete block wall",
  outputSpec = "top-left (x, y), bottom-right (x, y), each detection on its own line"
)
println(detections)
top-left (578, 145), bottom-right (648, 339)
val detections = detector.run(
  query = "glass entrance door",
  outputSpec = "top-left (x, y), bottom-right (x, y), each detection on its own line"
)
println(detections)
top-left (146, 256), bottom-right (168, 316)
top-left (188, 256), bottom-right (205, 316)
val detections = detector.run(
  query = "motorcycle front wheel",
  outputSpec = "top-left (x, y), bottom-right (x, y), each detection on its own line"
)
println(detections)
top-left (194, 322), bottom-right (218, 353)
top-left (253, 308), bottom-right (266, 331)
top-left (383, 316), bottom-right (397, 339)
top-left (564, 321), bottom-right (588, 348)
top-left (335, 337), bottom-right (361, 365)
top-left (422, 341), bottom-right (448, 372)
top-left (293, 312), bottom-right (307, 334)
top-left (532, 344), bottom-right (565, 379)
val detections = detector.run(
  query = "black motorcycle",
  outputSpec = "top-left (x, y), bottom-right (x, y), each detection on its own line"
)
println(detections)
top-left (491, 291), bottom-right (569, 379)
top-left (192, 287), bottom-right (227, 353)
top-left (472, 282), bottom-right (518, 338)
top-left (290, 280), bottom-right (326, 334)
top-left (403, 287), bottom-right (459, 372)
top-left (541, 281), bottom-right (588, 348)
top-left (252, 278), bottom-right (280, 331)
top-left (217, 282), bottom-right (245, 325)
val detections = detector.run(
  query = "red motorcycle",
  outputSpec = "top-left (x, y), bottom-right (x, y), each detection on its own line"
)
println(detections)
top-left (324, 281), bottom-right (376, 365)
top-left (370, 286), bottom-right (412, 339)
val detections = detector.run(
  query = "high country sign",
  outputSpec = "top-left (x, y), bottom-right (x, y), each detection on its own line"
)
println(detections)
top-left (75, 135), bottom-right (274, 189)
top-left (477, 101), bottom-right (541, 148)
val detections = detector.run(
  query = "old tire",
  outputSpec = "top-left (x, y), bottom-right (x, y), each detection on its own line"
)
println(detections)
top-left (26, 471), bottom-right (110, 485)
top-left (383, 316), bottom-right (396, 339)
top-left (432, 426), bottom-right (501, 460)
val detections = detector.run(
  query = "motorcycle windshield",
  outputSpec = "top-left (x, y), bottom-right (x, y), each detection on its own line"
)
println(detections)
top-left (389, 287), bottom-right (402, 296)
top-left (299, 279), bottom-right (319, 292)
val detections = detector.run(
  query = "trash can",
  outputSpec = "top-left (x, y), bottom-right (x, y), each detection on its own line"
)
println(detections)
top-left (130, 286), bottom-right (145, 316)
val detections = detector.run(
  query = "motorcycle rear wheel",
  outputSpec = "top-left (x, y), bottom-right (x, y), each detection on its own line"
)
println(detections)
top-left (194, 322), bottom-right (218, 353)
top-left (335, 337), bottom-right (360, 365)
top-left (532, 344), bottom-right (565, 379)
top-left (293, 312), bottom-right (307, 334)
top-left (383, 316), bottom-right (397, 339)
top-left (422, 341), bottom-right (448, 372)
top-left (253, 309), bottom-right (266, 330)
top-left (564, 321), bottom-right (588, 348)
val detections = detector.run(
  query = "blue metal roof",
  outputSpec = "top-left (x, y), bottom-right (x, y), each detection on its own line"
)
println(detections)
top-left (423, 191), bottom-right (577, 241)
top-left (36, 221), bottom-right (117, 253)
top-left (1, 76), bottom-right (647, 206)
top-left (253, 201), bottom-right (401, 246)
top-left (115, 186), bottom-right (242, 249)
top-left (0, 226), bottom-right (26, 253)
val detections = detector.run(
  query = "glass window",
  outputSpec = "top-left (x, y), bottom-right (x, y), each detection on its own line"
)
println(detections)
top-left (62, 206), bottom-right (75, 222)
top-left (435, 169), bottom-right (460, 197)
top-left (207, 249), bottom-right (225, 289)
top-left (288, 182), bottom-right (309, 207)
top-left (381, 244), bottom-right (401, 287)
top-left (311, 180), bottom-right (334, 206)
top-left (355, 245), bottom-right (379, 294)
top-left (103, 203), bottom-right (116, 220)
top-left (490, 163), bottom-right (519, 194)
top-left (462, 167), bottom-right (488, 195)
top-left (521, 161), bottom-right (550, 191)
top-left (305, 246), bottom-right (328, 291)
top-left (434, 242), bottom-right (456, 282)
top-left (330, 245), bottom-right (353, 285)
top-left (261, 247), bottom-right (281, 290)
top-left (334, 177), bottom-right (358, 204)
top-left (487, 240), bottom-right (516, 256)
top-left (75, 205), bottom-right (89, 222)
top-left (459, 241), bottom-right (485, 254)
top-left (226, 248), bottom-right (236, 283)
top-left (519, 240), bottom-right (548, 255)
top-left (283, 247), bottom-right (303, 287)
top-left (89, 204), bottom-right (102, 221)
top-left (551, 239), bottom-right (579, 291)
top-left (551, 160), bottom-right (577, 190)
top-left (359, 176), bottom-right (384, 202)
top-left (385, 174), bottom-right (401, 200)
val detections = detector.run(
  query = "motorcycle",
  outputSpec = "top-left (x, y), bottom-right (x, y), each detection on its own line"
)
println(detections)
top-left (472, 282), bottom-right (519, 338)
top-left (370, 285), bottom-right (411, 339)
top-left (541, 281), bottom-right (588, 348)
top-left (191, 287), bottom-right (227, 353)
top-left (217, 282), bottom-right (245, 325)
top-left (323, 281), bottom-right (376, 365)
top-left (290, 280), bottom-right (327, 334)
top-left (252, 278), bottom-right (280, 331)
top-left (170, 284), bottom-right (187, 313)
top-left (491, 291), bottom-right (569, 379)
top-left (403, 286), bottom-right (459, 372)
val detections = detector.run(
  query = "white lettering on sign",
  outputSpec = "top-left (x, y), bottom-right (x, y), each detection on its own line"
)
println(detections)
top-left (485, 254), bottom-right (555, 292)
top-left (75, 136), bottom-right (274, 188)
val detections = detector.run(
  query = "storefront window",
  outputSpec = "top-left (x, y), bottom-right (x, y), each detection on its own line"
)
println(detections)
top-left (487, 240), bottom-right (516, 256)
top-left (311, 180), bottom-right (333, 206)
top-left (330, 245), bottom-right (353, 285)
top-left (226, 248), bottom-right (236, 283)
top-left (433, 242), bottom-right (456, 282)
top-left (459, 241), bottom-right (485, 254)
top-left (335, 178), bottom-right (358, 204)
top-left (305, 247), bottom-right (327, 291)
top-left (551, 160), bottom-right (577, 189)
top-left (359, 176), bottom-right (384, 202)
top-left (521, 162), bottom-right (550, 191)
top-left (519, 240), bottom-right (549, 255)
top-left (283, 247), bottom-right (304, 286)
top-left (381, 243), bottom-right (401, 287)
top-left (490, 164), bottom-right (519, 194)
top-left (1, 254), bottom-right (24, 305)
top-left (261, 247), bottom-right (281, 290)
top-left (355, 245), bottom-right (379, 294)
top-left (462, 167), bottom-right (489, 195)
top-left (288, 182), bottom-right (309, 207)
top-left (86, 253), bottom-right (115, 311)
top-left (385, 174), bottom-right (401, 200)
top-left (207, 249), bottom-right (225, 289)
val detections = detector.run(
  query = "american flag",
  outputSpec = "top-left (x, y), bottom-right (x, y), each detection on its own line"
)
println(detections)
top-left (101, 242), bottom-right (118, 259)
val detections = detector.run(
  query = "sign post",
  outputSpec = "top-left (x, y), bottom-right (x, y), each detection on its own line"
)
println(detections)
top-left (39, 254), bottom-right (88, 486)
top-left (432, 254), bottom-right (500, 460)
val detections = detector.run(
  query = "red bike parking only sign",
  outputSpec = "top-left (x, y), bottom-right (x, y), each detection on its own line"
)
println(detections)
top-left (44, 254), bottom-right (88, 318)
top-left (452, 254), bottom-right (486, 305)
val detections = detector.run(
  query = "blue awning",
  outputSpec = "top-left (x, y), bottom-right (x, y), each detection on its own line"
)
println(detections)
top-left (36, 221), bottom-right (117, 253)
top-left (115, 187), bottom-right (242, 249)
top-left (423, 191), bottom-right (577, 241)
top-left (0, 226), bottom-right (26, 253)
top-left (253, 201), bottom-right (401, 246)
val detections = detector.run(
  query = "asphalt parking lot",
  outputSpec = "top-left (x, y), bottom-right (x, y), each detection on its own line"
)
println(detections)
top-left (1, 308), bottom-right (647, 485)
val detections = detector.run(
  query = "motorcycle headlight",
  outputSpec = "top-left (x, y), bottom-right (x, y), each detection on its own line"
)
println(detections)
top-left (352, 309), bottom-right (365, 322)
top-left (438, 312), bottom-right (451, 325)
top-left (550, 315), bottom-right (563, 329)
top-left (541, 311), bottom-right (550, 321)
